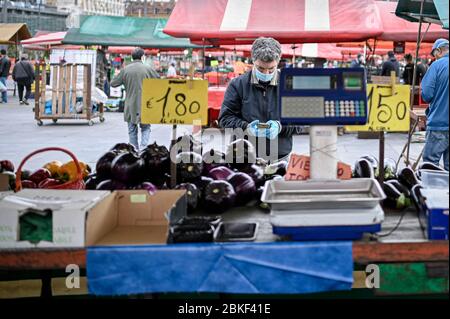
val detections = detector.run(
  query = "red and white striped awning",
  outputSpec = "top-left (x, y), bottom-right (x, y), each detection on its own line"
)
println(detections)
top-left (164, 0), bottom-right (384, 45)
top-left (21, 31), bottom-right (67, 46)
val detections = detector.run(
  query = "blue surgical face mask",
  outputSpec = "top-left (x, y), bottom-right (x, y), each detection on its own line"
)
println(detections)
top-left (254, 67), bottom-right (275, 83)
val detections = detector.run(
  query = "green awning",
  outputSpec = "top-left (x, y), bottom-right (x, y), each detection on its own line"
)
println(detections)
top-left (62, 16), bottom-right (201, 48)
top-left (395, 0), bottom-right (449, 29)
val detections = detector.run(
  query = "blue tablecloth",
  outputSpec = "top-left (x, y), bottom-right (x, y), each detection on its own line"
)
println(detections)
top-left (87, 241), bottom-right (353, 296)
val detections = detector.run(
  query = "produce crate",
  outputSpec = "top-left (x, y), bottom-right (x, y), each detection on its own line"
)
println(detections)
top-left (34, 63), bottom-right (104, 126)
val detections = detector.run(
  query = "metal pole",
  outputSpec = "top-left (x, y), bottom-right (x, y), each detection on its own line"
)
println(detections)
top-left (406, 0), bottom-right (425, 167)
top-left (144, 0), bottom-right (148, 16)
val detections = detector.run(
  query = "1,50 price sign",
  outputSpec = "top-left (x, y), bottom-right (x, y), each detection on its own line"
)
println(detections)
top-left (141, 79), bottom-right (208, 125)
top-left (346, 84), bottom-right (410, 132)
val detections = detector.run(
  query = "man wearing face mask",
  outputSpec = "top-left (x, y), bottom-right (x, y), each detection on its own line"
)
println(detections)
top-left (350, 53), bottom-right (365, 68)
top-left (219, 37), bottom-right (299, 161)
top-left (421, 38), bottom-right (449, 171)
top-left (111, 48), bottom-right (160, 151)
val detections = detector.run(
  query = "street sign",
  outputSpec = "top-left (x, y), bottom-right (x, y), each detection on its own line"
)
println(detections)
top-left (141, 79), bottom-right (208, 125)
top-left (345, 84), bottom-right (410, 132)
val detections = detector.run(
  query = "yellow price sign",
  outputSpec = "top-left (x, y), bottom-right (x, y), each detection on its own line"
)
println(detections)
top-left (346, 84), bottom-right (411, 132)
top-left (141, 79), bottom-right (208, 125)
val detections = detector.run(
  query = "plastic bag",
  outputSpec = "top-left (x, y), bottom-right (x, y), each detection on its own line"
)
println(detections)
top-left (92, 87), bottom-right (108, 104)
top-left (0, 80), bottom-right (6, 93)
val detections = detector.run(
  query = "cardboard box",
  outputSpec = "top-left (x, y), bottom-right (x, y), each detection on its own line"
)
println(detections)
top-left (0, 189), bottom-right (187, 248)
top-left (86, 190), bottom-right (187, 246)
top-left (0, 189), bottom-right (110, 248)
top-left (0, 173), bottom-right (10, 192)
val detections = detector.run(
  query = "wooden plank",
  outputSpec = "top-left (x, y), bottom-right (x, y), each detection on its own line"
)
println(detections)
top-left (57, 64), bottom-right (65, 116)
top-left (71, 64), bottom-right (77, 113)
top-left (64, 64), bottom-right (72, 114)
top-left (51, 65), bottom-right (58, 116)
top-left (34, 63), bottom-right (40, 120)
top-left (353, 241), bottom-right (449, 264)
top-left (0, 279), bottom-right (41, 299)
top-left (40, 64), bottom-right (46, 117)
top-left (52, 277), bottom-right (88, 296)
top-left (0, 249), bottom-right (86, 270)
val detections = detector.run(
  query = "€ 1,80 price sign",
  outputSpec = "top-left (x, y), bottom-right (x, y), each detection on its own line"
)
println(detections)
top-left (346, 84), bottom-right (410, 132)
top-left (141, 79), bottom-right (208, 125)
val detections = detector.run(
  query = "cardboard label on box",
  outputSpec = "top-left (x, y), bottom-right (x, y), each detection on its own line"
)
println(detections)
top-left (285, 154), bottom-right (352, 181)
top-left (0, 174), bottom-right (9, 191)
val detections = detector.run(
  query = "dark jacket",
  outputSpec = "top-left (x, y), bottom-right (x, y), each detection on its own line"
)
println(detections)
top-left (219, 70), bottom-right (299, 159)
top-left (0, 56), bottom-right (11, 78)
top-left (381, 57), bottom-right (400, 76)
top-left (402, 62), bottom-right (427, 85)
top-left (12, 60), bottom-right (35, 84)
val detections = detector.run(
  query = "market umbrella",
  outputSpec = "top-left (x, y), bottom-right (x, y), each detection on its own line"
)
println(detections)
top-left (395, 0), bottom-right (449, 29)
top-left (164, 0), bottom-right (384, 45)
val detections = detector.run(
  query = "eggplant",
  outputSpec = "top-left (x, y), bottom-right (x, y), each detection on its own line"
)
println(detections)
top-left (111, 143), bottom-right (137, 154)
top-left (241, 164), bottom-right (265, 187)
top-left (204, 180), bottom-right (236, 214)
top-left (208, 166), bottom-right (235, 181)
top-left (417, 162), bottom-right (444, 172)
top-left (20, 169), bottom-right (32, 181)
top-left (174, 135), bottom-right (202, 154)
top-left (397, 167), bottom-right (419, 190)
top-left (202, 149), bottom-right (226, 175)
top-left (96, 179), bottom-right (127, 191)
top-left (29, 168), bottom-right (52, 185)
top-left (0, 160), bottom-right (14, 173)
top-left (226, 139), bottom-right (257, 169)
top-left (111, 152), bottom-right (146, 185)
top-left (175, 183), bottom-right (199, 213)
top-left (85, 175), bottom-right (99, 190)
top-left (96, 151), bottom-right (118, 181)
top-left (38, 178), bottom-right (62, 189)
top-left (383, 158), bottom-right (397, 180)
top-left (136, 181), bottom-right (157, 195)
top-left (353, 159), bottom-right (374, 178)
top-left (176, 152), bottom-right (203, 182)
top-left (227, 172), bottom-right (256, 205)
top-left (264, 161), bottom-right (288, 177)
top-left (411, 184), bottom-right (424, 213)
top-left (192, 176), bottom-right (213, 194)
top-left (382, 182), bottom-right (411, 210)
top-left (140, 142), bottom-right (171, 181)
top-left (386, 179), bottom-right (410, 197)
top-left (360, 155), bottom-right (378, 170)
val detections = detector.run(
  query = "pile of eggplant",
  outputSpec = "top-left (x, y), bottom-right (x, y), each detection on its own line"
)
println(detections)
top-left (87, 137), bottom-right (287, 214)
top-left (352, 156), bottom-right (446, 210)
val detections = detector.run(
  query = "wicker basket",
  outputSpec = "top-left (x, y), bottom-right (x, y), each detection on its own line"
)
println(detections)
top-left (15, 147), bottom-right (85, 192)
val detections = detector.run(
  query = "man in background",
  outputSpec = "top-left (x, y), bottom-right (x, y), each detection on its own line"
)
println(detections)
top-left (381, 51), bottom-right (400, 76)
top-left (402, 53), bottom-right (427, 85)
top-left (111, 48), bottom-right (160, 152)
top-left (421, 39), bottom-right (449, 171)
top-left (350, 53), bottom-right (365, 68)
top-left (0, 49), bottom-right (11, 104)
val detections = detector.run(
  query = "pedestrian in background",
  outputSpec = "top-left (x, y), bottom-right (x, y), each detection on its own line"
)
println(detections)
top-left (111, 48), bottom-right (160, 152)
top-left (12, 54), bottom-right (34, 105)
top-left (350, 53), bottom-right (365, 68)
top-left (0, 49), bottom-right (11, 104)
top-left (421, 38), bottom-right (449, 171)
top-left (380, 51), bottom-right (400, 77)
top-left (166, 62), bottom-right (177, 78)
top-left (402, 53), bottom-right (427, 85)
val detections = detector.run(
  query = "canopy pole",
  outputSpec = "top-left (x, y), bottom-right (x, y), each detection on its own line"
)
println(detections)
top-left (406, 0), bottom-right (426, 167)
top-left (202, 38), bottom-right (206, 80)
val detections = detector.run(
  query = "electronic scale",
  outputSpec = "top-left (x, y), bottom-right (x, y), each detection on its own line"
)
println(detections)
top-left (262, 68), bottom-right (385, 241)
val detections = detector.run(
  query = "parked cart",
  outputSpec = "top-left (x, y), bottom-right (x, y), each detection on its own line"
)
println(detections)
top-left (34, 63), bottom-right (105, 126)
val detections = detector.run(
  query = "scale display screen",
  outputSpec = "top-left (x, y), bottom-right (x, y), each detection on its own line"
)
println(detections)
top-left (343, 72), bottom-right (363, 90)
top-left (286, 75), bottom-right (337, 90)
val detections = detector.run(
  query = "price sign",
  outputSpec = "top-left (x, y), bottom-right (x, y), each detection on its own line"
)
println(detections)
top-left (141, 79), bottom-right (208, 125)
top-left (346, 84), bottom-right (410, 132)
top-left (285, 154), bottom-right (352, 181)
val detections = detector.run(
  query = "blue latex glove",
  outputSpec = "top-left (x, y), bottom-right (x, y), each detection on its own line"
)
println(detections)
top-left (266, 120), bottom-right (282, 139)
top-left (247, 120), bottom-right (267, 137)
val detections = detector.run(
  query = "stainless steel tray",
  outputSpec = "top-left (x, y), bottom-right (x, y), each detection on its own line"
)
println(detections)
top-left (261, 178), bottom-right (385, 210)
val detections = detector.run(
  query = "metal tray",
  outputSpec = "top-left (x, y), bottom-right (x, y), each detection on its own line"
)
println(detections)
top-left (261, 178), bottom-right (385, 210)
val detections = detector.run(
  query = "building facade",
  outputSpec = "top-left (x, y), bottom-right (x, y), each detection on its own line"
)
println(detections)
top-left (56, 0), bottom-right (125, 16)
top-left (125, 0), bottom-right (175, 18)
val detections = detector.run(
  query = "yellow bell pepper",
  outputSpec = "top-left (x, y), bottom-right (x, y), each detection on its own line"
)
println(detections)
top-left (58, 161), bottom-right (91, 182)
top-left (43, 160), bottom-right (63, 178)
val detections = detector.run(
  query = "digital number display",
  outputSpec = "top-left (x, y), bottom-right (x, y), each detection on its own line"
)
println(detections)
top-left (343, 73), bottom-right (363, 90)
